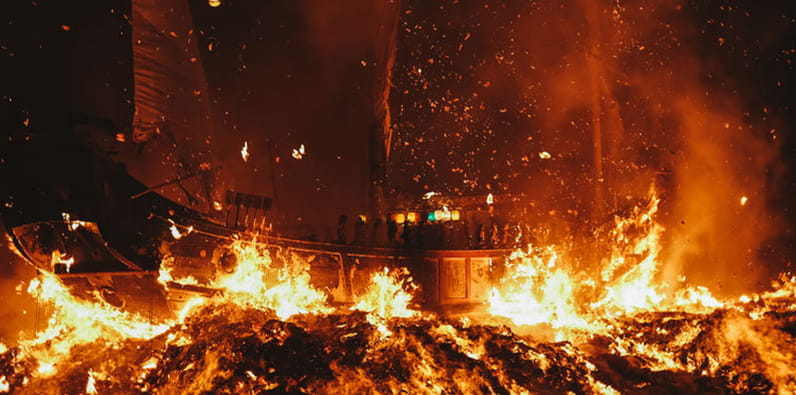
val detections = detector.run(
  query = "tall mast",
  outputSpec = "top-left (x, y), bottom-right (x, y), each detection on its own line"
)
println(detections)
top-left (583, 0), bottom-right (607, 222)
top-left (368, 0), bottom-right (401, 221)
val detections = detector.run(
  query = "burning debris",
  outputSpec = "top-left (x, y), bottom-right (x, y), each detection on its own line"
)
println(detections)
top-left (2, 196), bottom-right (795, 394)
top-left (1, 280), bottom-right (795, 394)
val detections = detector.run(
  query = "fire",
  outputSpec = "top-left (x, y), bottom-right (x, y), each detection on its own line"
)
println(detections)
top-left (160, 237), bottom-right (332, 319)
top-left (168, 219), bottom-right (193, 240)
top-left (211, 239), bottom-right (332, 319)
top-left (11, 272), bottom-right (171, 380)
top-left (488, 247), bottom-right (591, 333)
top-left (85, 369), bottom-right (98, 394)
top-left (351, 267), bottom-right (418, 336)
top-left (488, 187), bottom-right (732, 337)
top-left (50, 251), bottom-right (75, 273)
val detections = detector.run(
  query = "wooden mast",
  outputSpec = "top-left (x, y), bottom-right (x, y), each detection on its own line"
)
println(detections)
top-left (368, 0), bottom-right (401, 221)
top-left (583, 0), bottom-right (606, 222)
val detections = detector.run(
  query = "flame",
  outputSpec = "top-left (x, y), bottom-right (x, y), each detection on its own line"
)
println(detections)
top-left (486, 193), bottom-right (494, 205)
top-left (85, 369), bottom-right (98, 394)
top-left (15, 272), bottom-right (171, 378)
top-left (352, 267), bottom-right (418, 336)
top-left (50, 251), bottom-right (75, 273)
top-left (206, 238), bottom-right (331, 319)
top-left (488, 187), bottom-right (728, 337)
top-left (168, 220), bottom-right (193, 240)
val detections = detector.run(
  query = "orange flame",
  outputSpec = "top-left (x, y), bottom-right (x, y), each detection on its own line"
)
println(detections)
top-left (488, 186), bottom-right (727, 338)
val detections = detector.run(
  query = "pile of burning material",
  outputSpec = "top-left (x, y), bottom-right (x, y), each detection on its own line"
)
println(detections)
top-left (2, 191), bottom-right (795, 394)
top-left (0, 304), bottom-right (609, 394)
top-left (2, 293), bottom-right (795, 394)
top-left (1, 272), bottom-right (795, 394)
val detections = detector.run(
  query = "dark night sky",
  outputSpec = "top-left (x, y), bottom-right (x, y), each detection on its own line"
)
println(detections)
top-left (0, 1), bottom-right (795, 269)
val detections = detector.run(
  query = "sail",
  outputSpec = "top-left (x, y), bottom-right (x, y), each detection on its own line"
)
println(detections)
top-left (131, 0), bottom-right (218, 212)
top-left (367, 0), bottom-right (401, 219)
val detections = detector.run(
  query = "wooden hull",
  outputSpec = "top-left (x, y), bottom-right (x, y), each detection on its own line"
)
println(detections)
top-left (9, 219), bottom-right (511, 319)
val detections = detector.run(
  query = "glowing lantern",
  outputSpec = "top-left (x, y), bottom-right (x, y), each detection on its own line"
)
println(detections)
top-left (451, 210), bottom-right (461, 221)
top-left (434, 210), bottom-right (443, 222)
top-left (427, 211), bottom-right (436, 222)
top-left (441, 206), bottom-right (452, 221)
top-left (393, 213), bottom-right (406, 224)
top-left (208, 0), bottom-right (221, 7)
top-left (407, 212), bottom-right (417, 223)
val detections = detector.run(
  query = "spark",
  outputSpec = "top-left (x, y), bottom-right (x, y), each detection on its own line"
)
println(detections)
top-left (538, 151), bottom-right (552, 159)
top-left (168, 220), bottom-right (193, 240)
top-left (486, 193), bottom-right (494, 205)
top-left (291, 144), bottom-right (305, 160)
top-left (740, 196), bottom-right (748, 206)
top-left (86, 370), bottom-right (98, 394)
top-left (241, 141), bottom-right (250, 162)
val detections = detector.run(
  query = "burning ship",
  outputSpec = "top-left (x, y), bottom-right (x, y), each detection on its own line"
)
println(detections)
top-left (1, 0), bottom-right (795, 393)
top-left (1, 0), bottom-right (518, 319)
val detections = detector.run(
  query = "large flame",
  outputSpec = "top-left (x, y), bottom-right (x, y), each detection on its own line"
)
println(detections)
top-left (488, 187), bottom-right (728, 338)
top-left (14, 272), bottom-right (171, 379)
top-left (351, 267), bottom-right (418, 337)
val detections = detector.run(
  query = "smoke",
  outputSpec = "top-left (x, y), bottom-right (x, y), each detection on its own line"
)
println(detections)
top-left (390, 1), bottom-right (786, 292)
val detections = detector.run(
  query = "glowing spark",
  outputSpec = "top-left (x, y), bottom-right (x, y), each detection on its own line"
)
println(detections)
top-left (422, 191), bottom-right (437, 200)
top-left (291, 144), bottom-right (305, 160)
top-left (52, 252), bottom-right (75, 273)
top-left (740, 196), bottom-right (748, 206)
top-left (169, 224), bottom-right (193, 240)
top-left (86, 370), bottom-right (98, 394)
top-left (241, 141), bottom-right (250, 162)
top-left (213, 201), bottom-right (223, 211)
top-left (486, 193), bottom-right (494, 205)
top-left (539, 151), bottom-right (552, 159)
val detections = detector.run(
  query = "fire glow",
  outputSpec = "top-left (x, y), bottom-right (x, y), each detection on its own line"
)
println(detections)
top-left (1, 0), bottom-right (794, 393)
top-left (2, 194), bottom-right (795, 392)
